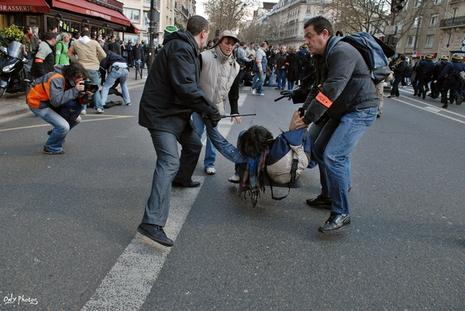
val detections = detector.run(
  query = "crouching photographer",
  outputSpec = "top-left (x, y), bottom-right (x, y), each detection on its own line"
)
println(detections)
top-left (26, 62), bottom-right (91, 154)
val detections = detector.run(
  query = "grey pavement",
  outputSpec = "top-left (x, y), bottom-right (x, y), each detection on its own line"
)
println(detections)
top-left (1, 84), bottom-right (465, 310)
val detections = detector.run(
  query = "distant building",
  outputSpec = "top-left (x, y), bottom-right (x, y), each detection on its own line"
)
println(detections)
top-left (438, 0), bottom-right (465, 56)
top-left (260, 0), bottom-right (333, 48)
top-left (174, 0), bottom-right (196, 30)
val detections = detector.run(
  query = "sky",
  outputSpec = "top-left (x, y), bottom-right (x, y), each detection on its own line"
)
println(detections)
top-left (195, 0), bottom-right (278, 18)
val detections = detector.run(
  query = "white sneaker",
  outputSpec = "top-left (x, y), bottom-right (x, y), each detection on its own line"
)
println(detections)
top-left (205, 167), bottom-right (216, 175)
top-left (252, 89), bottom-right (256, 95)
top-left (228, 174), bottom-right (240, 183)
top-left (96, 108), bottom-right (104, 114)
top-left (259, 93), bottom-right (265, 96)
top-left (80, 109), bottom-right (87, 115)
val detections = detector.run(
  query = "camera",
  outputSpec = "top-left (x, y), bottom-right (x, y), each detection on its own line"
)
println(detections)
top-left (84, 80), bottom-right (98, 93)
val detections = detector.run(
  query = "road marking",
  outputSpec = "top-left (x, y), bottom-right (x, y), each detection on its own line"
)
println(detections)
top-left (399, 95), bottom-right (465, 120)
top-left (81, 180), bottom-right (205, 311)
top-left (0, 115), bottom-right (133, 133)
top-left (392, 98), bottom-right (465, 125)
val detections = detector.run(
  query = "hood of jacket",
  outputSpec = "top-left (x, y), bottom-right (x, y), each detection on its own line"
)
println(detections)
top-left (163, 30), bottom-right (200, 56)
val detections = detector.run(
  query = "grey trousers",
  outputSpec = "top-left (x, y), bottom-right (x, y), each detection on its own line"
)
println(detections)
top-left (142, 128), bottom-right (202, 227)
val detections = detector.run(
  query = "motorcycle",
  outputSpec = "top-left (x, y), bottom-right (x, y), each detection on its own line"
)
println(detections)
top-left (0, 41), bottom-right (29, 97)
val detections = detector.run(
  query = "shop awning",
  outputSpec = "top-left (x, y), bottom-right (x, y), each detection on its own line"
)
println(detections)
top-left (0, 0), bottom-right (50, 13)
top-left (130, 23), bottom-right (140, 34)
top-left (51, 0), bottom-right (131, 27)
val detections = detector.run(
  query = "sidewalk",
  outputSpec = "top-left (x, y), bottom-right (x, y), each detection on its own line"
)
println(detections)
top-left (0, 72), bottom-right (147, 124)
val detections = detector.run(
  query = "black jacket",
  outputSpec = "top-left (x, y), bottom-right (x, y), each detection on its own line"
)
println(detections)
top-left (100, 50), bottom-right (127, 70)
top-left (303, 36), bottom-right (379, 123)
top-left (138, 30), bottom-right (218, 136)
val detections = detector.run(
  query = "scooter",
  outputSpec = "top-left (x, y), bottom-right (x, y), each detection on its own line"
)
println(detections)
top-left (0, 41), bottom-right (29, 97)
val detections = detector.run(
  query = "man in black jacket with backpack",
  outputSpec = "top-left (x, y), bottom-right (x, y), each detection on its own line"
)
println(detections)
top-left (293, 16), bottom-right (379, 233)
top-left (137, 16), bottom-right (220, 247)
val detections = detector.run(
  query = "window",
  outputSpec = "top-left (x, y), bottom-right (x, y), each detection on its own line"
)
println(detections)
top-left (433, 0), bottom-right (441, 4)
top-left (425, 35), bottom-right (434, 48)
top-left (413, 16), bottom-right (422, 28)
top-left (407, 35), bottom-right (415, 48)
top-left (123, 8), bottom-right (140, 23)
top-left (430, 14), bottom-right (438, 26)
top-left (415, 0), bottom-right (422, 7)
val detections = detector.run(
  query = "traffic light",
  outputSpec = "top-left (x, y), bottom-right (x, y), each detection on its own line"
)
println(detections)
top-left (391, 0), bottom-right (405, 13)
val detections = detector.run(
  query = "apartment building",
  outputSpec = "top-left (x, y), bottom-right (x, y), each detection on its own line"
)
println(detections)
top-left (261, 0), bottom-right (333, 48)
top-left (438, 0), bottom-right (465, 56)
top-left (174, 0), bottom-right (196, 29)
top-left (122, 0), bottom-right (176, 43)
top-left (394, 0), bottom-right (447, 57)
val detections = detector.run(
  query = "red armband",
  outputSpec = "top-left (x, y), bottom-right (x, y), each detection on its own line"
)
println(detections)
top-left (315, 91), bottom-right (333, 108)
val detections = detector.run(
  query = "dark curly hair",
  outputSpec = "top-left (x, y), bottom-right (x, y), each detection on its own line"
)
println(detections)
top-left (238, 126), bottom-right (273, 158)
top-left (62, 62), bottom-right (88, 82)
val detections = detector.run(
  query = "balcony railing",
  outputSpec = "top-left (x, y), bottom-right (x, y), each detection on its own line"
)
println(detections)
top-left (440, 16), bottom-right (465, 28)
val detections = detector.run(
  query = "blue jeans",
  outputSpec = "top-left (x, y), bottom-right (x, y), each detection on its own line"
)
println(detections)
top-left (86, 69), bottom-right (103, 110)
top-left (288, 80), bottom-right (295, 91)
top-left (277, 69), bottom-right (287, 90)
top-left (191, 113), bottom-right (216, 168)
top-left (32, 107), bottom-right (70, 152)
top-left (191, 113), bottom-right (246, 166)
top-left (143, 128), bottom-right (202, 227)
top-left (313, 107), bottom-right (378, 215)
top-left (255, 71), bottom-right (265, 94)
top-left (101, 68), bottom-right (131, 105)
top-left (251, 74), bottom-right (259, 90)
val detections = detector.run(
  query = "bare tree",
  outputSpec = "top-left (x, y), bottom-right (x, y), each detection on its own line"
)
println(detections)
top-left (204, 0), bottom-right (257, 37)
top-left (330, 0), bottom-right (433, 41)
top-left (330, 0), bottom-right (391, 35)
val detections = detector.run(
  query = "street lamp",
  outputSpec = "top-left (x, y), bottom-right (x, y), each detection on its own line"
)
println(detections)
top-left (148, 0), bottom-right (159, 70)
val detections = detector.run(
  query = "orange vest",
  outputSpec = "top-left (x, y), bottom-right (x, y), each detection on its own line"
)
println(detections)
top-left (26, 73), bottom-right (63, 109)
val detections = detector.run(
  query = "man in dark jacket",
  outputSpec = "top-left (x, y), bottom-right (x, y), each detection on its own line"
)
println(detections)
top-left (137, 16), bottom-right (219, 247)
top-left (293, 16), bottom-right (379, 233)
top-left (439, 54), bottom-right (465, 108)
top-left (431, 55), bottom-right (449, 99)
top-left (415, 55), bottom-right (435, 99)
top-left (31, 32), bottom-right (57, 79)
top-left (387, 55), bottom-right (406, 98)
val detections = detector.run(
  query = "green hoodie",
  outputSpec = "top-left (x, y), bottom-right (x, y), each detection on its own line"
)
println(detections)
top-left (55, 41), bottom-right (70, 66)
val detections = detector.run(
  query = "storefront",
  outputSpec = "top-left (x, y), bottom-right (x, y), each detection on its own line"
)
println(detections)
top-left (0, 0), bottom-right (138, 37)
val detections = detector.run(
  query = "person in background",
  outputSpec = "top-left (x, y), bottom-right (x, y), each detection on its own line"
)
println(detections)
top-left (31, 32), bottom-right (57, 79)
top-left (68, 30), bottom-right (107, 114)
top-left (387, 55), bottom-right (406, 98)
top-left (100, 49), bottom-right (131, 107)
top-left (55, 33), bottom-right (70, 66)
top-left (275, 46), bottom-right (288, 90)
top-left (285, 47), bottom-right (300, 91)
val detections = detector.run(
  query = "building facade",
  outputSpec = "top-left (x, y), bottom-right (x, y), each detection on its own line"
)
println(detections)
top-left (438, 0), bottom-right (465, 56)
top-left (0, 0), bottom-right (137, 38)
top-left (260, 0), bottom-right (333, 48)
top-left (120, 0), bottom-right (195, 44)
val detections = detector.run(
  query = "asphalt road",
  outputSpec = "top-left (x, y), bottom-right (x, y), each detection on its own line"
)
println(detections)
top-left (1, 84), bottom-right (465, 311)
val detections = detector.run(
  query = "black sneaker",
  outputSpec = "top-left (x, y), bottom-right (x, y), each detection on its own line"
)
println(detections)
top-left (318, 213), bottom-right (351, 233)
top-left (306, 194), bottom-right (332, 209)
top-left (43, 147), bottom-right (64, 155)
top-left (137, 223), bottom-right (174, 247)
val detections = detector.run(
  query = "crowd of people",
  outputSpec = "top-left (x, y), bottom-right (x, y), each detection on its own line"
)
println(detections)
top-left (388, 53), bottom-right (465, 109)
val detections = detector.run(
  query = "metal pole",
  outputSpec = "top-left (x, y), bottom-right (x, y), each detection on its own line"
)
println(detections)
top-left (148, 0), bottom-right (155, 71)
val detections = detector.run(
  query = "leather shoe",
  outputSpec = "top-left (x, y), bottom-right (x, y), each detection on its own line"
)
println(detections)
top-left (306, 194), bottom-right (331, 209)
top-left (318, 213), bottom-right (351, 233)
top-left (172, 179), bottom-right (201, 188)
top-left (137, 223), bottom-right (174, 247)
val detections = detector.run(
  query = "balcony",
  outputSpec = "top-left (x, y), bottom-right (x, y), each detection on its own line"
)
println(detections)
top-left (440, 16), bottom-right (465, 29)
